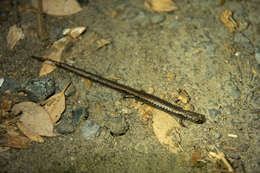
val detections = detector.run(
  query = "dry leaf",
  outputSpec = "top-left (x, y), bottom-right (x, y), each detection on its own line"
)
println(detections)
top-left (7, 25), bottom-right (24, 50)
top-left (39, 26), bottom-right (86, 76)
top-left (12, 102), bottom-right (56, 140)
top-left (0, 130), bottom-right (31, 148)
top-left (39, 37), bottom-right (71, 76)
top-left (43, 83), bottom-right (70, 124)
top-left (83, 78), bottom-right (92, 89)
top-left (145, 0), bottom-right (178, 13)
top-left (0, 146), bottom-right (10, 152)
top-left (190, 151), bottom-right (202, 165)
top-left (17, 122), bottom-right (44, 143)
top-left (30, 0), bottom-right (82, 16)
top-left (220, 10), bottom-right (237, 33)
top-left (152, 109), bottom-right (181, 153)
top-left (97, 39), bottom-right (111, 49)
top-left (63, 26), bottom-right (87, 39)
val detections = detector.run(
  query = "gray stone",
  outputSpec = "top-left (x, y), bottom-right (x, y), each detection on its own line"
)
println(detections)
top-left (229, 153), bottom-right (241, 160)
top-left (81, 120), bottom-right (100, 140)
top-left (55, 118), bottom-right (75, 134)
top-left (255, 46), bottom-right (260, 64)
top-left (0, 78), bottom-right (20, 93)
top-left (222, 80), bottom-right (240, 99)
top-left (208, 108), bottom-right (220, 119)
top-left (72, 107), bottom-right (88, 126)
top-left (151, 14), bottom-right (166, 24)
top-left (252, 96), bottom-right (260, 109)
top-left (234, 33), bottom-right (254, 53)
top-left (22, 77), bottom-right (55, 102)
top-left (215, 133), bottom-right (221, 139)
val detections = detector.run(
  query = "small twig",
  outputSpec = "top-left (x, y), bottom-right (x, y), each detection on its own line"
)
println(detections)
top-left (37, 0), bottom-right (48, 40)
top-left (209, 151), bottom-right (233, 172)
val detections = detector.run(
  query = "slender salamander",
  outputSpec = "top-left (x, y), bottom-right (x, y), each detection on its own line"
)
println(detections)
top-left (31, 56), bottom-right (206, 124)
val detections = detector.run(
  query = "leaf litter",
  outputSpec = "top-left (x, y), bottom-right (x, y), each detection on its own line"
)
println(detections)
top-left (42, 82), bottom-right (70, 124)
top-left (12, 102), bottom-right (56, 142)
top-left (39, 26), bottom-right (87, 76)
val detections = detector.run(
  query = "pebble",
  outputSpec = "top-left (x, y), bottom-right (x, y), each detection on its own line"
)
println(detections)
top-left (229, 153), bottom-right (241, 160)
top-left (133, 11), bottom-right (150, 27)
top-left (105, 116), bottom-right (128, 136)
top-left (21, 77), bottom-right (55, 102)
top-left (0, 78), bottom-right (20, 93)
top-left (151, 14), bottom-right (166, 24)
top-left (252, 96), bottom-right (260, 109)
top-left (234, 33), bottom-right (254, 54)
top-left (81, 120), bottom-right (100, 140)
top-left (55, 117), bottom-right (75, 134)
top-left (0, 78), bottom-right (4, 87)
top-left (72, 107), bottom-right (88, 126)
top-left (56, 107), bottom-right (88, 134)
top-left (222, 80), bottom-right (240, 99)
top-left (215, 133), bottom-right (221, 139)
top-left (255, 46), bottom-right (260, 64)
top-left (208, 108), bottom-right (220, 119)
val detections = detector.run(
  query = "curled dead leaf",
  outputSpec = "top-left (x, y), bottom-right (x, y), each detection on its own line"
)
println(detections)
top-left (145, 0), bottom-right (178, 13)
top-left (152, 109), bottom-right (181, 153)
top-left (220, 10), bottom-right (237, 33)
top-left (0, 130), bottom-right (31, 148)
top-left (12, 102), bottom-right (56, 141)
top-left (30, 0), bottom-right (82, 16)
top-left (97, 39), bottom-right (111, 49)
top-left (43, 83), bottom-right (70, 124)
top-left (7, 25), bottom-right (24, 50)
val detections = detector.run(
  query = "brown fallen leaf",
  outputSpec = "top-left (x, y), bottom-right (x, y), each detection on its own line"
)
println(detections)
top-left (0, 130), bottom-right (31, 148)
top-left (7, 25), bottom-right (24, 50)
top-left (16, 122), bottom-right (44, 143)
top-left (145, 0), bottom-right (178, 13)
top-left (83, 78), bottom-right (92, 89)
top-left (152, 109), bottom-right (181, 153)
top-left (63, 26), bottom-right (87, 39)
top-left (220, 10), bottom-right (237, 33)
top-left (43, 82), bottom-right (70, 124)
top-left (30, 0), bottom-right (82, 16)
top-left (12, 102), bottom-right (56, 140)
top-left (39, 26), bottom-right (86, 76)
top-left (0, 146), bottom-right (10, 152)
top-left (190, 151), bottom-right (202, 165)
top-left (97, 39), bottom-right (111, 49)
top-left (39, 37), bottom-right (71, 76)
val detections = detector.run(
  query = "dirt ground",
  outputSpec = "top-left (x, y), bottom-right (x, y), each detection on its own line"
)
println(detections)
top-left (0, 0), bottom-right (260, 173)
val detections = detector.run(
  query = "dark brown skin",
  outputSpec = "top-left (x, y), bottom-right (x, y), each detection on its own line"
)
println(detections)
top-left (31, 56), bottom-right (206, 125)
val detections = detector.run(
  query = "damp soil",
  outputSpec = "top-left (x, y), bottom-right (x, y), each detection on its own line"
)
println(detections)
top-left (0, 0), bottom-right (260, 173)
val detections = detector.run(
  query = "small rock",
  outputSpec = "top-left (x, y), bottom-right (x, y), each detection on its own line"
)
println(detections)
top-left (55, 117), bottom-right (75, 134)
top-left (255, 46), bottom-right (260, 64)
top-left (55, 107), bottom-right (87, 134)
top-left (222, 80), bottom-right (240, 99)
top-left (72, 107), bottom-right (88, 126)
top-left (151, 14), bottom-right (166, 24)
top-left (105, 116), bottom-right (128, 136)
top-left (215, 133), bottom-right (221, 139)
top-left (0, 78), bottom-right (20, 93)
top-left (239, 143), bottom-right (249, 152)
top-left (0, 78), bottom-right (4, 87)
top-left (208, 109), bottom-right (220, 119)
top-left (81, 120), bottom-right (100, 140)
top-left (234, 33), bottom-right (254, 53)
top-left (252, 96), bottom-right (260, 109)
top-left (22, 77), bottom-right (55, 102)
top-left (229, 153), bottom-right (241, 160)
